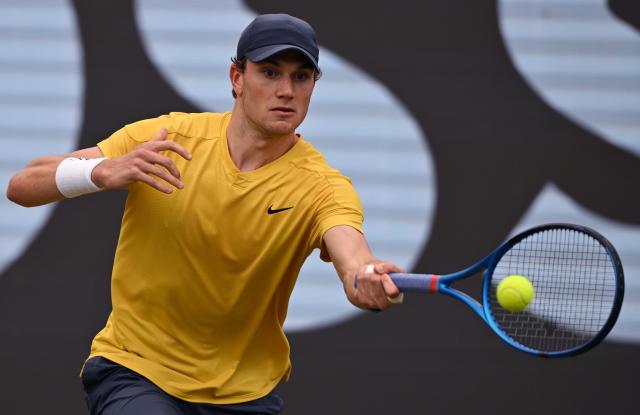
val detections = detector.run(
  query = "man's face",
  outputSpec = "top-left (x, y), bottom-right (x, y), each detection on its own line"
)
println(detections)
top-left (233, 51), bottom-right (316, 138)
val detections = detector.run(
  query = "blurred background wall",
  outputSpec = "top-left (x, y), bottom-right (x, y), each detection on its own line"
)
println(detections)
top-left (0, 0), bottom-right (638, 413)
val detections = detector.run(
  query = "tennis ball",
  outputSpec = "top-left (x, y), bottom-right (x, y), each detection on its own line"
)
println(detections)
top-left (496, 275), bottom-right (534, 312)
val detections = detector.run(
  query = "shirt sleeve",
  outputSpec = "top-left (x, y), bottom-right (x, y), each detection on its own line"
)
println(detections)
top-left (97, 115), bottom-right (174, 158)
top-left (310, 173), bottom-right (364, 262)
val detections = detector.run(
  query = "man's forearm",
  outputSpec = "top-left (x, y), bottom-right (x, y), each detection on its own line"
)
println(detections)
top-left (6, 156), bottom-right (66, 207)
top-left (8, 146), bottom-right (108, 207)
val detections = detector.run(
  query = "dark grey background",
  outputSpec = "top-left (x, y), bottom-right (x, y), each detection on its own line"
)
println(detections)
top-left (0, 0), bottom-right (639, 413)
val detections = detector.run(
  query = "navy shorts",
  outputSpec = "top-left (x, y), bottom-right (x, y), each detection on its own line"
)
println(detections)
top-left (81, 357), bottom-right (285, 415)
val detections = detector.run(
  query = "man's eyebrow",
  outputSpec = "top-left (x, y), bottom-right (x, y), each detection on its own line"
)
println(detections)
top-left (261, 57), bottom-right (281, 66)
top-left (259, 58), bottom-right (314, 70)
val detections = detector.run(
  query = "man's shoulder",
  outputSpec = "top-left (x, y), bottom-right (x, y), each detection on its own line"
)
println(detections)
top-left (120, 112), bottom-right (230, 143)
top-left (290, 139), bottom-right (354, 187)
top-left (291, 139), bottom-right (333, 173)
top-left (165, 111), bottom-right (230, 140)
top-left (288, 139), bottom-right (362, 217)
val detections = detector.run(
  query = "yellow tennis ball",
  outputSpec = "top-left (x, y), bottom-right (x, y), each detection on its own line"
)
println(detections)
top-left (496, 275), bottom-right (534, 312)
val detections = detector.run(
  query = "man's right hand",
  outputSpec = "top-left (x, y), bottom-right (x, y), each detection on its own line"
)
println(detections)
top-left (92, 128), bottom-right (192, 194)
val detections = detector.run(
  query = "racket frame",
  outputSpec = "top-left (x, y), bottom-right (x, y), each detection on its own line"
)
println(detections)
top-left (391, 223), bottom-right (625, 358)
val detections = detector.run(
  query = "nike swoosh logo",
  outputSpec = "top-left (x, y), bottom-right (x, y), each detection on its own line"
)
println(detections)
top-left (267, 205), bottom-right (294, 215)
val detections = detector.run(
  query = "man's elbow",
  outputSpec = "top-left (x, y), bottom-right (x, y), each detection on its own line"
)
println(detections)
top-left (6, 175), bottom-right (36, 207)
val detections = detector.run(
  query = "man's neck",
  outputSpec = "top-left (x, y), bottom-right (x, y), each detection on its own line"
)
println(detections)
top-left (226, 110), bottom-right (298, 172)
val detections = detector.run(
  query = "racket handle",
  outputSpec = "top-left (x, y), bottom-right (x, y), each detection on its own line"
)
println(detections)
top-left (390, 273), bottom-right (439, 293)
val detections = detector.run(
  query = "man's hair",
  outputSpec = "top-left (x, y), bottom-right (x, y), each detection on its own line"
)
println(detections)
top-left (230, 54), bottom-right (321, 99)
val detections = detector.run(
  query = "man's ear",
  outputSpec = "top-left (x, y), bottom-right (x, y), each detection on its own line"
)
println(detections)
top-left (230, 64), bottom-right (244, 97)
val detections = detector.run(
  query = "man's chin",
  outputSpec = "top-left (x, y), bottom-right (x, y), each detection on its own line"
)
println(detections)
top-left (264, 121), bottom-right (297, 137)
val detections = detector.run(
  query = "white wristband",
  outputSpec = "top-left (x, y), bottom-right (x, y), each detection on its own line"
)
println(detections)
top-left (55, 157), bottom-right (106, 198)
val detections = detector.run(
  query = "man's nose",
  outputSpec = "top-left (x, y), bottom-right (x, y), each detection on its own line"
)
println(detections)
top-left (276, 76), bottom-right (294, 98)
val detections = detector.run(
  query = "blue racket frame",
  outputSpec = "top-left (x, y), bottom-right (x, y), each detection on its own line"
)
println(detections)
top-left (390, 223), bottom-right (625, 358)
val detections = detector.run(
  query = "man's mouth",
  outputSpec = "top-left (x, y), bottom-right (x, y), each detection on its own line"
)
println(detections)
top-left (271, 107), bottom-right (295, 113)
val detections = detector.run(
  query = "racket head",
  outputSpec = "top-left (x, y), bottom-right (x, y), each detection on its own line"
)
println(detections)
top-left (481, 223), bottom-right (624, 357)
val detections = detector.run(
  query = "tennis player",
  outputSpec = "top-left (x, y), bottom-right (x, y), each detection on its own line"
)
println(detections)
top-left (7, 14), bottom-right (404, 415)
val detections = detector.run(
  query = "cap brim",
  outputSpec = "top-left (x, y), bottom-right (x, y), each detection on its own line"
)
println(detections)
top-left (245, 44), bottom-right (320, 72)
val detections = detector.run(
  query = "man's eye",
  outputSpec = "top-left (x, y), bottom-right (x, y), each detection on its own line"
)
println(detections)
top-left (263, 69), bottom-right (278, 78)
top-left (293, 73), bottom-right (310, 81)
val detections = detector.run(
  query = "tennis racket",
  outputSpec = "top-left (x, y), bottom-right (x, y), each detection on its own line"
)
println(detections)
top-left (390, 223), bottom-right (624, 357)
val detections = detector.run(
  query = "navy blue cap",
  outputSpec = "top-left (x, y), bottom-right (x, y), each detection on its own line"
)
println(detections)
top-left (236, 14), bottom-right (320, 73)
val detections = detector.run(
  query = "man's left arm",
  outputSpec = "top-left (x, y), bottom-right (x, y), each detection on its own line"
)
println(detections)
top-left (323, 225), bottom-right (405, 310)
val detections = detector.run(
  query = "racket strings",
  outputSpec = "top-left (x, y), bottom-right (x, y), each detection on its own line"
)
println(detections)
top-left (488, 228), bottom-right (618, 353)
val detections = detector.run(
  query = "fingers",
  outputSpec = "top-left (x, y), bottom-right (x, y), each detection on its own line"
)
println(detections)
top-left (372, 262), bottom-right (403, 298)
top-left (150, 128), bottom-right (168, 141)
top-left (374, 262), bottom-right (405, 274)
top-left (354, 262), bottom-right (404, 310)
top-left (98, 130), bottom-right (193, 193)
top-left (135, 170), bottom-right (174, 194)
top-left (144, 162), bottom-right (184, 191)
top-left (386, 292), bottom-right (405, 305)
top-left (129, 131), bottom-right (192, 193)
top-left (148, 128), bottom-right (192, 160)
top-left (373, 262), bottom-right (405, 303)
top-left (381, 274), bottom-right (401, 299)
top-left (149, 139), bottom-right (192, 160)
top-left (141, 150), bottom-right (183, 183)
top-left (124, 151), bottom-right (183, 193)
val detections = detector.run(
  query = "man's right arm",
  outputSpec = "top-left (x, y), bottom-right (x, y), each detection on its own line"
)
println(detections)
top-left (6, 146), bottom-right (104, 207)
top-left (6, 128), bottom-right (192, 207)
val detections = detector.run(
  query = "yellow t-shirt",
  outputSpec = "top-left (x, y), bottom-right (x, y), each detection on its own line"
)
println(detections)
top-left (88, 112), bottom-right (363, 404)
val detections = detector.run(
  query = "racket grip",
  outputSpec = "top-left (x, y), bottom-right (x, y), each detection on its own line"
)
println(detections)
top-left (390, 273), bottom-right (438, 293)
